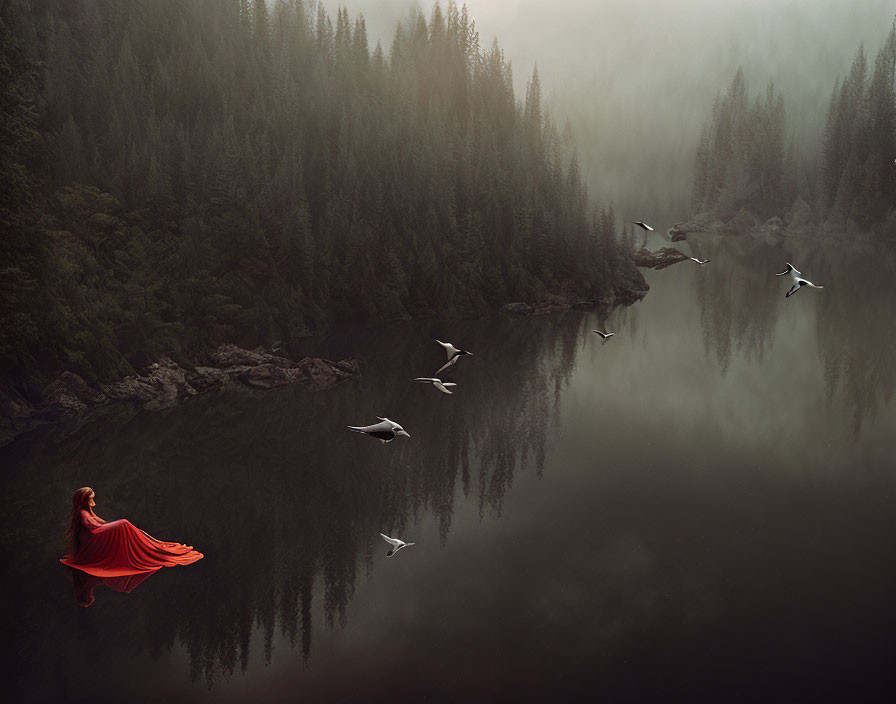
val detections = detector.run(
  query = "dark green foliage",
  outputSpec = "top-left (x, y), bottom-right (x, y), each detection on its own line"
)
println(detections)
top-left (0, 12), bottom-right (45, 379)
top-left (1, 0), bottom-right (629, 388)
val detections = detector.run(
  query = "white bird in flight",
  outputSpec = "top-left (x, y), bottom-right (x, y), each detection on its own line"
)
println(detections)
top-left (593, 330), bottom-right (615, 339)
top-left (632, 221), bottom-right (654, 231)
top-left (434, 339), bottom-right (473, 376)
top-left (689, 257), bottom-right (711, 266)
top-left (413, 377), bottom-right (457, 394)
top-left (775, 262), bottom-right (823, 298)
top-left (347, 417), bottom-right (410, 443)
top-left (380, 533), bottom-right (415, 557)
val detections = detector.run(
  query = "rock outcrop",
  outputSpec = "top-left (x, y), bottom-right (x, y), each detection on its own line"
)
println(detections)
top-left (500, 273), bottom-right (649, 316)
top-left (668, 212), bottom-right (722, 240)
top-left (754, 216), bottom-right (785, 234)
top-left (612, 266), bottom-right (651, 305)
top-left (211, 344), bottom-right (293, 369)
top-left (633, 246), bottom-right (689, 270)
top-left (1, 346), bottom-right (360, 446)
top-left (102, 358), bottom-right (197, 410)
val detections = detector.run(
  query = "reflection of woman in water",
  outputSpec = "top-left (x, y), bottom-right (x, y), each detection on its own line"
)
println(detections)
top-left (61, 487), bottom-right (203, 578)
top-left (68, 568), bottom-right (157, 607)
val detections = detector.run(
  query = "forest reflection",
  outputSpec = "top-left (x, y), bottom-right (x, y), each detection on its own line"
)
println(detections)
top-left (691, 234), bottom-right (895, 434)
top-left (691, 235), bottom-right (784, 373)
top-left (4, 311), bottom-right (588, 691)
top-left (813, 245), bottom-right (896, 434)
top-left (6, 239), bottom-right (892, 698)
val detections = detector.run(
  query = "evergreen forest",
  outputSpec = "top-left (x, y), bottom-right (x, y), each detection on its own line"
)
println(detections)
top-left (0, 0), bottom-right (637, 392)
top-left (691, 22), bottom-right (896, 234)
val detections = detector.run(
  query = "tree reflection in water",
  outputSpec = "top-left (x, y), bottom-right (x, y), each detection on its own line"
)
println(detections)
top-left (3, 312), bottom-right (590, 692)
top-left (813, 245), bottom-right (896, 434)
top-left (692, 235), bottom-right (784, 374)
top-left (5, 241), bottom-right (894, 698)
top-left (691, 234), bottom-right (895, 434)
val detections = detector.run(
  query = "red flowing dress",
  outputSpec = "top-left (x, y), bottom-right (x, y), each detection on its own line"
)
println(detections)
top-left (60, 509), bottom-right (203, 577)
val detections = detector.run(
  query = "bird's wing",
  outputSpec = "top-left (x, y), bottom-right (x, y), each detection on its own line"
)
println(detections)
top-left (380, 533), bottom-right (401, 547)
top-left (434, 356), bottom-right (458, 376)
top-left (413, 377), bottom-right (438, 383)
top-left (386, 548), bottom-right (395, 557)
top-left (785, 283), bottom-right (801, 298)
top-left (350, 420), bottom-right (392, 433)
top-left (433, 381), bottom-right (453, 394)
top-left (435, 340), bottom-right (456, 357)
top-left (441, 382), bottom-right (457, 387)
top-left (592, 330), bottom-right (606, 337)
top-left (775, 264), bottom-right (793, 276)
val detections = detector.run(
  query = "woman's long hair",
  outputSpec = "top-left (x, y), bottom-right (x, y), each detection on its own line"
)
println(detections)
top-left (65, 487), bottom-right (94, 556)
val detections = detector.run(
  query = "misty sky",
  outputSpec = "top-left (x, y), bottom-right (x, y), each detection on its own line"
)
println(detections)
top-left (323, 0), bottom-right (896, 225)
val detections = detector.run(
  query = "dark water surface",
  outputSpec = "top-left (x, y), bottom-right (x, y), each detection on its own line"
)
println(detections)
top-left (4, 234), bottom-right (895, 702)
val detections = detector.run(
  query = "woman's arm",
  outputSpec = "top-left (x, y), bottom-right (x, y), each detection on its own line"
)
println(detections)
top-left (80, 510), bottom-right (106, 532)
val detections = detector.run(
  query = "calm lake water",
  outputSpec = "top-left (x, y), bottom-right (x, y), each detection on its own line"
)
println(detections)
top-left (4, 233), bottom-right (895, 703)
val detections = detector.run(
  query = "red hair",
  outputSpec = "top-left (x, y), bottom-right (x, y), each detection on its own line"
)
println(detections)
top-left (65, 487), bottom-right (94, 556)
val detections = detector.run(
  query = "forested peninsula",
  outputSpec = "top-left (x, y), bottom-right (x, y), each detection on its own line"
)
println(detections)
top-left (1, 0), bottom-right (646, 411)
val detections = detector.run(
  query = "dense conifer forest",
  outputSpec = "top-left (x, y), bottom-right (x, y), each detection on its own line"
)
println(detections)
top-left (691, 21), bottom-right (896, 234)
top-left (0, 0), bottom-right (639, 392)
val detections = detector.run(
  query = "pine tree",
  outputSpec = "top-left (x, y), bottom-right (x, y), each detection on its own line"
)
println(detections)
top-left (1, 0), bottom-right (642, 389)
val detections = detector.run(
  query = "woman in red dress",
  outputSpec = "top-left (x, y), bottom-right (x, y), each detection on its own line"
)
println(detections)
top-left (61, 487), bottom-right (203, 577)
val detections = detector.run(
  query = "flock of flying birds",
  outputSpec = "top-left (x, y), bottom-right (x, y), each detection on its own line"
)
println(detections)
top-left (350, 220), bottom-right (823, 558)
top-left (348, 340), bottom-right (473, 557)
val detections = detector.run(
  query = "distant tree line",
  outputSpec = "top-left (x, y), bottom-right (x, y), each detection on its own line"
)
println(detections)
top-left (691, 70), bottom-right (792, 221)
top-left (0, 0), bottom-right (635, 389)
top-left (691, 20), bottom-right (896, 234)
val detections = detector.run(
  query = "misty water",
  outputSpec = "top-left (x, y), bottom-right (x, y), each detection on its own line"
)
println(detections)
top-left (4, 233), bottom-right (895, 702)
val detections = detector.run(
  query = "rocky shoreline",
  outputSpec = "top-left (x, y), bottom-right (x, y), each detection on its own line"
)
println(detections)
top-left (633, 246), bottom-right (689, 270)
top-left (500, 274), bottom-right (650, 316)
top-left (667, 210), bottom-right (794, 240)
top-left (664, 196), bottom-right (896, 242)
top-left (1, 272), bottom-right (651, 447)
top-left (1, 344), bottom-right (360, 447)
